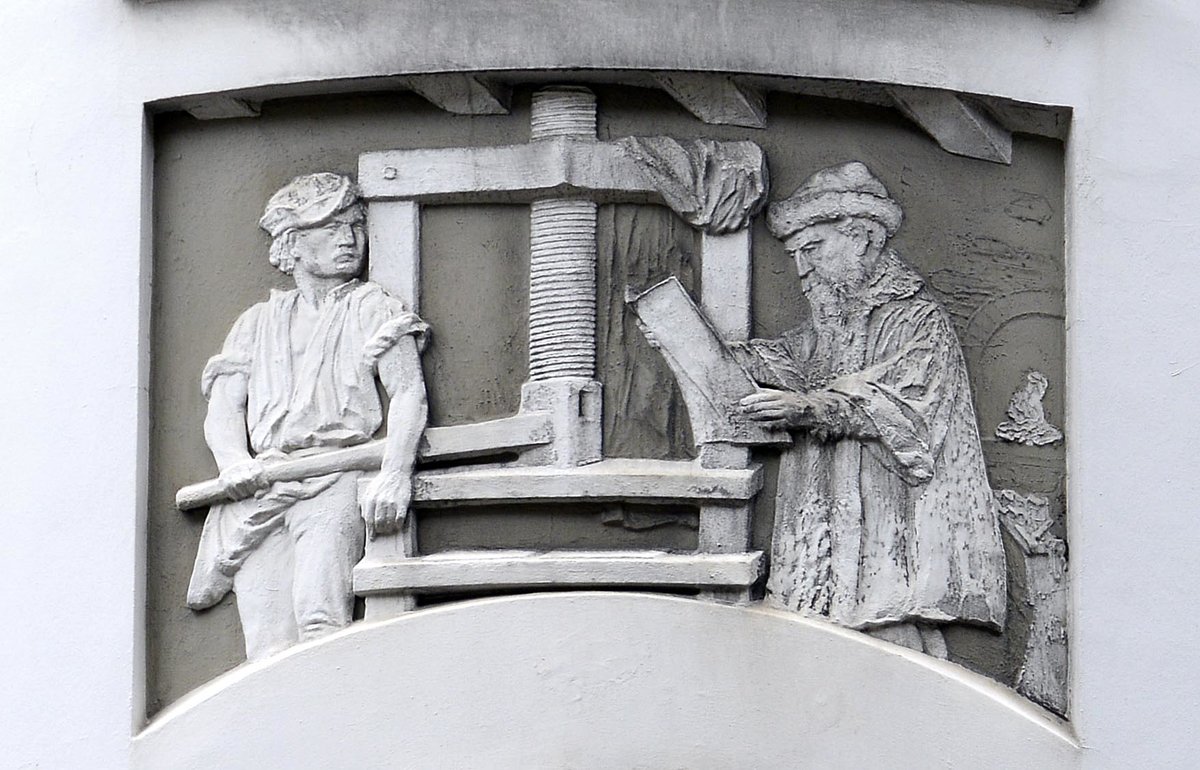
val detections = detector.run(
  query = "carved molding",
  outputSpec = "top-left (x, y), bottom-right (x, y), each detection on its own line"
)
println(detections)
top-left (654, 73), bottom-right (767, 129)
top-left (1018, 0), bottom-right (1085, 9)
top-left (179, 94), bottom-right (260, 120)
top-left (405, 73), bottom-right (512, 115)
top-left (152, 72), bottom-right (1071, 153)
top-left (888, 86), bottom-right (1013, 164)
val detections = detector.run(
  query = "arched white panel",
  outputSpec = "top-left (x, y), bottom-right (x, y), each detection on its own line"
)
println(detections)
top-left (135, 593), bottom-right (1077, 769)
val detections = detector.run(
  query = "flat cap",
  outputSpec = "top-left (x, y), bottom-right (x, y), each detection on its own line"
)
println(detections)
top-left (259, 172), bottom-right (361, 238)
top-left (766, 161), bottom-right (903, 240)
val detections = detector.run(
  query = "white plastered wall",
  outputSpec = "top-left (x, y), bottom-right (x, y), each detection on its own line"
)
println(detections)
top-left (2, 0), bottom-right (1198, 767)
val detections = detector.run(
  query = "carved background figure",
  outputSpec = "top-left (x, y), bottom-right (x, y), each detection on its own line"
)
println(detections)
top-left (996, 369), bottom-right (1064, 446)
top-left (737, 162), bottom-right (1006, 656)
top-left (186, 173), bottom-right (429, 660)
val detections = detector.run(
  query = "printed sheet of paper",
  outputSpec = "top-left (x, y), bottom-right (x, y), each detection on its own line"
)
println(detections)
top-left (627, 277), bottom-right (788, 446)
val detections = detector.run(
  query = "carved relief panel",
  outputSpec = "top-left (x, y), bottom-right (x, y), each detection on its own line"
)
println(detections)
top-left (149, 77), bottom-right (1068, 719)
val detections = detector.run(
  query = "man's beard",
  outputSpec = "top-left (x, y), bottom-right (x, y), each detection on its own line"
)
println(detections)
top-left (801, 269), bottom-right (876, 376)
top-left (801, 271), bottom-right (870, 322)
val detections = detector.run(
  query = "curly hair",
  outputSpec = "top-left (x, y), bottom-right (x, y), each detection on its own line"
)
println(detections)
top-left (268, 230), bottom-right (299, 275)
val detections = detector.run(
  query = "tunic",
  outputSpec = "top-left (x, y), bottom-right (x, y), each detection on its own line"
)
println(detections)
top-left (735, 252), bottom-right (1006, 630)
top-left (187, 279), bottom-right (427, 609)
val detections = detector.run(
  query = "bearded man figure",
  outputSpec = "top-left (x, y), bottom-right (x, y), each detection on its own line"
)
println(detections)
top-left (735, 162), bottom-right (1005, 656)
top-left (186, 172), bottom-right (429, 661)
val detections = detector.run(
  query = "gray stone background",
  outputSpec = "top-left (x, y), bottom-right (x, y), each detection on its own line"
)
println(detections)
top-left (148, 85), bottom-right (1064, 716)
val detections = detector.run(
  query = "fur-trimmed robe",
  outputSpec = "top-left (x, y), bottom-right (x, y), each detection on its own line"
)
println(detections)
top-left (734, 252), bottom-right (1006, 630)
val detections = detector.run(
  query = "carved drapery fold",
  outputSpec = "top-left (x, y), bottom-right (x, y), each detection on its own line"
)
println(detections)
top-left (617, 137), bottom-right (769, 235)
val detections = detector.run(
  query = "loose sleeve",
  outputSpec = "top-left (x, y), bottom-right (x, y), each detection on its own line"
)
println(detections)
top-left (825, 304), bottom-right (962, 485)
top-left (357, 284), bottom-right (431, 368)
top-left (200, 305), bottom-right (261, 400)
top-left (728, 327), bottom-right (812, 391)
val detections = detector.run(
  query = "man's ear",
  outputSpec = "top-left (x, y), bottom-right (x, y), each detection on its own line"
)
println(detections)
top-left (851, 223), bottom-right (871, 257)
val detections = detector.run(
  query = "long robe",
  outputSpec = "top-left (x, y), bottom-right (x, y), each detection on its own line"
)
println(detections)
top-left (735, 252), bottom-right (1006, 630)
top-left (187, 279), bottom-right (427, 609)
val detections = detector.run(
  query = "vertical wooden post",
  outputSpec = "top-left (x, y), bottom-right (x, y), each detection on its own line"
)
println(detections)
top-left (700, 229), bottom-right (752, 340)
top-left (360, 200), bottom-right (423, 619)
top-left (360, 515), bottom-right (419, 620)
top-left (367, 200), bottom-right (421, 312)
top-left (697, 229), bottom-right (755, 604)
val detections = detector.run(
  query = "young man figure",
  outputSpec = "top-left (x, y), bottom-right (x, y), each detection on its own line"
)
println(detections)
top-left (187, 172), bottom-right (429, 660)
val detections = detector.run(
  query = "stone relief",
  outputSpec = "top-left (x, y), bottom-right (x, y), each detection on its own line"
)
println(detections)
top-left (340, 87), bottom-right (773, 617)
top-left (996, 369), bottom-right (1064, 446)
top-left (737, 163), bottom-right (1006, 656)
top-left (182, 173), bottom-right (430, 660)
top-left (635, 162), bottom-right (1005, 657)
top-left (996, 489), bottom-right (1069, 715)
top-left (167, 84), bottom-right (1067, 716)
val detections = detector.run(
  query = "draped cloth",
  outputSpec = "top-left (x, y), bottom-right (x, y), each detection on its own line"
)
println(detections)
top-left (733, 253), bottom-right (1006, 630)
top-left (617, 137), bottom-right (768, 235)
top-left (187, 280), bottom-right (428, 609)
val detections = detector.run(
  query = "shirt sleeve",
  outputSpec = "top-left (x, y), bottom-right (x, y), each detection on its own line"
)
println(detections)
top-left (357, 283), bottom-right (431, 368)
top-left (200, 304), bottom-right (261, 400)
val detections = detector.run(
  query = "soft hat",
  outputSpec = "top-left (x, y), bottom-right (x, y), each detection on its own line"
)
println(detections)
top-left (259, 172), bottom-right (361, 237)
top-left (766, 161), bottom-right (903, 240)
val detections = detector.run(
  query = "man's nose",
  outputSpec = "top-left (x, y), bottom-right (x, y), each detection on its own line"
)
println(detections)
top-left (333, 223), bottom-right (356, 244)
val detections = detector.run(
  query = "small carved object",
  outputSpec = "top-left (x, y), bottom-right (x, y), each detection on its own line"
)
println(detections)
top-left (184, 173), bottom-right (430, 661)
top-left (733, 161), bottom-right (1007, 656)
top-left (996, 370), bottom-right (1064, 446)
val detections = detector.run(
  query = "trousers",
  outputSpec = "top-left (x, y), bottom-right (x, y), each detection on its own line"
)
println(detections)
top-left (232, 472), bottom-right (365, 661)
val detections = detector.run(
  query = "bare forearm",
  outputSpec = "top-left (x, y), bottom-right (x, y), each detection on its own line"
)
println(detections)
top-left (361, 382), bottom-right (426, 537)
top-left (361, 333), bottom-right (429, 536)
top-left (380, 385), bottom-right (427, 475)
top-left (203, 378), bottom-right (253, 470)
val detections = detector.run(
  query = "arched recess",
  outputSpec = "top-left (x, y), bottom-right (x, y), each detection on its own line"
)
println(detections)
top-left (962, 289), bottom-right (1066, 373)
top-left (135, 593), bottom-right (1077, 769)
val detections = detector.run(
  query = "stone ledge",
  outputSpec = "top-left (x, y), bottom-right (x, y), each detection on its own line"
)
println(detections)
top-left (413, 458), bottom-right (763, 506)
top-left (354, 550), bottom-right (765, 594)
